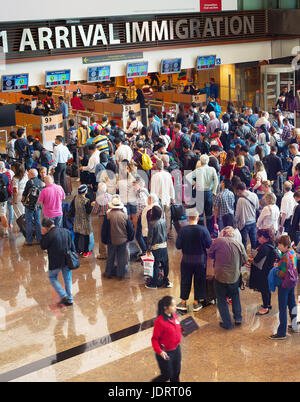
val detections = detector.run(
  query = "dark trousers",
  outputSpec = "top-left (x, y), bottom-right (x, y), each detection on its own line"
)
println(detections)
top-left (180, 260), bottom-right (206, 301)
top-left (149, 248), bottom-right (169, 287)
top-left (284, 217), bottom-right (292, 234)
top-left (105, 242), bottom-right (128, 278)
top-left (214, 278), bottom-right (242, 329)
top-left (196, 190), bottom-right (213, 234)
top-left (54, 163), bottom-right (66, 193)
top-left (261, 289), bottom-right (272, 309)
top-left (74, 233), bottom-right (89, 254)
top-left (150, 76), bottom-right (160, 86)
top-left (153, 345), bottom-right (181, 382)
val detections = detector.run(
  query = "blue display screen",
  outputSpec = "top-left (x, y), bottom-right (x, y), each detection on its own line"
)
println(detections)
top-left (161, 58), bottom-right (182, 75)
top-left (46, 70), bottom-right (71, 87)
top-left (2, 74), bottom-right (29, 92)
top-left (126, 62), bottom-right (148, 78)
top-left (196, 56), bottom-right (216, 70)
top-left (87, 66), bottom-right (111, 83)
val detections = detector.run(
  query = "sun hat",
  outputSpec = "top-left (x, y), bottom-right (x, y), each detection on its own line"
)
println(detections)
top-left (109, 194), bottom-right (124, 210)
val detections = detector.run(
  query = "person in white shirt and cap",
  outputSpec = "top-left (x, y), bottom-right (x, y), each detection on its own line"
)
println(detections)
top-left (53, 135), bottom-right (72, 194)
top-left (186, 154), bottom-right (218, 234)
top-left (279, 181), bottom-right (298, 234)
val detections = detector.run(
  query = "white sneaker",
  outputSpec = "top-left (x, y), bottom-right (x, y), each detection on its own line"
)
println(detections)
top-left (166, 282), bottom-right (173, 288)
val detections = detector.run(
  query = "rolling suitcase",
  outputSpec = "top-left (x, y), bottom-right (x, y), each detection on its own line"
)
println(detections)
top-left (202, 275), bottom-right (216, 307)
top-left (65, 175), bottom-right (73, 195)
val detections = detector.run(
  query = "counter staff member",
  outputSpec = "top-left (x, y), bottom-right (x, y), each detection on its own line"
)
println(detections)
top-left (151, 296), bottom-right (183, 382)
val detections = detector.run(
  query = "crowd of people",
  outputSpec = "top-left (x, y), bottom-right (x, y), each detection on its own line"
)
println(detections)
top-left (1, 88), bottom-right (300, 382)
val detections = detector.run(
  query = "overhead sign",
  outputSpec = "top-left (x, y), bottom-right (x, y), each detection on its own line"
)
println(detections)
top-left (200, 0), bottom-right (222, 12)
top-left (82, 52), bottom-right (143, 64)
top-left (0, 10), bottom-right (267, 62)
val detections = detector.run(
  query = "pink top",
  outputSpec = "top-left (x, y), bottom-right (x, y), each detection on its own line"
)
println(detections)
top-left (293, 175), bottom-right (300, 191)
top-left (38, 183), bottom-right (65, 218)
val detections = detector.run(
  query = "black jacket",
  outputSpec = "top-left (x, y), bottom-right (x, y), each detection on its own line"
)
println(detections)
top-left (289, 203), bottom-right (300, 243)
top-left (263, 153), bottom-right (283, 181)
top-left (40, 227), bottom-right (75, 270)
top-left (147, 218), bottom-right (167, 251)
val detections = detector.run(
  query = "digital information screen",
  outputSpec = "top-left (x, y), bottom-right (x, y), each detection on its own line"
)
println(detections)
top-left (196, 55), bottom-right (216, 70)
top-left (46, 70), bottom-right (71, 87)
top-left (1, 74), bottom-right (29, 92)
top-left (87, 65), bottom-right (111, 83)
top-left (161, 58), bottom-right (182, 75)
top-left (126, 61), bottom-right (148, 78)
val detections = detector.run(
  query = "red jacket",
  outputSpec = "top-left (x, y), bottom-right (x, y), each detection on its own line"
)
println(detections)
top-left (71, 97), bottom-right (85, 111)
top-left (151, 314), bottom-right (182, 355)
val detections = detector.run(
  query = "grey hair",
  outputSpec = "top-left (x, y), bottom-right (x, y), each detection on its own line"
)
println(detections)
top-left (29, 169), bottom-right (38, 177)
top-left (0, 161), bottom-right (5, 172)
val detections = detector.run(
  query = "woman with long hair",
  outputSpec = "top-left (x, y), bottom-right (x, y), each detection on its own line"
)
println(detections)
top-left (12, 162), bottom-right (28, 218)
top-left (220, 150), bottom-right (235, 180)
top-left (251, 160), bottom-right (268, 199)
top-left (151, 296), bottom-right (182, 382)
top-left (254, 145), bottom-right (264, 162)
top-left (258, 124), bottom-right (270, 156)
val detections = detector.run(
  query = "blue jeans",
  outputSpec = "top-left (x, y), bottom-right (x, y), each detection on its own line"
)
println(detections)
top-left (48, 267), bottom-right (73, 302)
top-left (240, 222), bottom-right (257, 251)
top-left (89, 232), bottom-right (94, 252)
top-left (45, 215), bottom-right (63, 228)
top-left (25, 207), bottom-right (42, 243)
top-left (214, 278), bottom-right (242, 329)
top-left (7, 198), bottom-right (14, 226)
top-left (136, 215), bottom-right (147, 253)
top-left (277, 286), bottom-right (297, 336)
top-left (105, 242), bottom-right (129, 278)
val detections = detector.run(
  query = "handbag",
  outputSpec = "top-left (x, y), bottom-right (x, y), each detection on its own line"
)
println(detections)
top-left (65, 250), bottom-right (80, 270)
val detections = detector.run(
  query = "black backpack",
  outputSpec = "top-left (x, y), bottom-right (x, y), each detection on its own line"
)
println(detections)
top-left (190, 153), bottom-right (200, 171)
top-left (239, 166), bottom-right (252, 188)
top-left (0, 175), bottom-right (8, 202)
top-left (24, 184), bottom-right (41, 210)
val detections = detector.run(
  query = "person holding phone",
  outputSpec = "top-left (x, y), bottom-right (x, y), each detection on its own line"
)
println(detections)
top-left (151, 296), bottom-right (183, 382)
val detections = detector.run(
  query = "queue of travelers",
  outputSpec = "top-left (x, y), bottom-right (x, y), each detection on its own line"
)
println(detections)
top-left (1, 91), bottom-right (300, 348)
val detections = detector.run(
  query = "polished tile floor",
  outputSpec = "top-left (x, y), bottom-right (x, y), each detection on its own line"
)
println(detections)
top-left (1, 213), bottom-right (300, 382)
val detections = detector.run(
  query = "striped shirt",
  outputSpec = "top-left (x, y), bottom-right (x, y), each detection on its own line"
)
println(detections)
top-left (93, 134), bottom-right (109, 154)
top-left (92, 193), bottom-right (112, 216)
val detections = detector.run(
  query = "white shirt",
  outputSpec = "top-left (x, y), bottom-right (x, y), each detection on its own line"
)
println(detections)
top-left (150, 170), bottom-right (175, 206)
top-left (100, 170), bottom-right (118, 195)
top-left (280, 191), bottom-right (298, 220)
top-left (257, 204), bottom-right (280, 232)
top-left (292, 154), bottom-right (300, 177)
top-left (127, 120), bottom-right (143, 135)
top-left (82, 150), bottom-right (100, 173)
top-left (118, 174), bottom-right (136, 204)
top-left (186, 164), bottom-right (218, 195)
top-left (115, 144), bottom-right (133, 165)
top-left (53, 143), bottom-right (72, 166)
